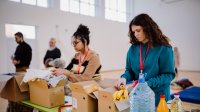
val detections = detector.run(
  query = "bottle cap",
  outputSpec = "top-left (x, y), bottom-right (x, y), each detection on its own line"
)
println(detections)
top-left (174, 93), bottom-right (179, 95)
top-left (160, 94), bottom-right (165, 98)
top-left (174, 93), bottom-right (180, 97)
top-left (138, 73), bottom-right (145, 83)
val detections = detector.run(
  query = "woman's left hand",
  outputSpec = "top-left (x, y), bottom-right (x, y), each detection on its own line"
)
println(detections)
top-left (51, 68), bottom-right (68, 76)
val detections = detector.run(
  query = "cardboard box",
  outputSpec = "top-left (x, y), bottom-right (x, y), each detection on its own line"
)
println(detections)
top-left (70, 80), bottom-right (100, 112)
top-left (98, 87), bottom-right (130, 112)
top-left (0, 73), bottom-right (29, 102)
top-left (28, 79), bottom-right (66, 108)
top-left (96, 78), bottom-right (118, 89)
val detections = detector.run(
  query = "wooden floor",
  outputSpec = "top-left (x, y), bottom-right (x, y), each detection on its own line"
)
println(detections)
top-left (0, 70), bottom-right (199, 112)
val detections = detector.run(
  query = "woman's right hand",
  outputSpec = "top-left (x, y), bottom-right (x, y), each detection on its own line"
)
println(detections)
top-left (115, 78), bottom-right (126, 90)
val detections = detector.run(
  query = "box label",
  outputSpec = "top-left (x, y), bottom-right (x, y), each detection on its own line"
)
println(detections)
top-left (72, 97), bottom-right (77, 109)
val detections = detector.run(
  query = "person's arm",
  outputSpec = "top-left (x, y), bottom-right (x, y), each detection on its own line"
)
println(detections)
top-left (177, 51), bottom-right (180, 67)
top-left (121, 48), bottom-right (135, 82)
top-left (57, 48), bottom-right (61, 58)
top-left (13, 46), bottom-right (22, 64)
top-left (26, 45), bottom-right (32, 65)
top-left (67, 53), bottom-right (101, 82)
top-left (43, 51), bottom-right (48, 64)
top-left (147, 47), bottom-right (175, 88)
top-left (14, 46), bottom-right (21, 61)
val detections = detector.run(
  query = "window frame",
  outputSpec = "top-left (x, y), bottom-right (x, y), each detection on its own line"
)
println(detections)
top-left (8, 0), bottom-right (49, 8)
top-left (5, 24), bottom-right (36, 40)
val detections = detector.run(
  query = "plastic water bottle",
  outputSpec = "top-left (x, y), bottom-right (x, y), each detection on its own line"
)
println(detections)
top-left (129, 73), bottom-right (155, 112)
top-left (170, 93), bottom-right (184, 112)
top-left (157, 94), bottom-right (169, 112)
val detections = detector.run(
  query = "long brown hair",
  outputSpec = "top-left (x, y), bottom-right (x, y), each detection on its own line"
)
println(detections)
top-left (128, 13), bottom-right (171, 47)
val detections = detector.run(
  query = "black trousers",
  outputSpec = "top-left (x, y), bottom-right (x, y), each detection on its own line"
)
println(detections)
top-left (7, 101), bottom-right (33, 112)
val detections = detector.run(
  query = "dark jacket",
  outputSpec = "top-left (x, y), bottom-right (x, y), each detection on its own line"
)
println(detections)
top-left (43, 47), bottom-right (61, 64)
top-left (14, 41), bottom-right (32, 68)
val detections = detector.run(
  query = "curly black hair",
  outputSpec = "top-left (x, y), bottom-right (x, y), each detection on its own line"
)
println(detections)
top-left (73, 24), bottom-right (90, 45)
top-left (129, 13), bottom-right (171, 47)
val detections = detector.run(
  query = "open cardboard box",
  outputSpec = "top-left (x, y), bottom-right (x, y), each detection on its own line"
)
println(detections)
top-left (98, 87), bottom-right (130, 112)
top-left (70, 80), bottom-right (101, 112)
top-left (0, 72), bottom-right (29, 102)
top-left (28, 79), bottom-right (66, 108)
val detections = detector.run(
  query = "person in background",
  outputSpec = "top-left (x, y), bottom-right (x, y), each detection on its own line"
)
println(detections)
top-left (174, 46), bottom-right (180, 75)
top-left (115, 13), bottom-right (175, 106)
top-left (11, 32), bottom-right (32, 72)
top-left (52, 24), bottom-right (101, 82)
top-left (48, 58), bottom-right (66, 69)
top-left (9, 32), bottom-right (32, 112)
top-left (43, 38), bottom-right (61, 67)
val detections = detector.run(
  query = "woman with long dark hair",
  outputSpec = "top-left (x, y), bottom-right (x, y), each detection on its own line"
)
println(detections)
top-left (115, 13), bottom-right (175, 106)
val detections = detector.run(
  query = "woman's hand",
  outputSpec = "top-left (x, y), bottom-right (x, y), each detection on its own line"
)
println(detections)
top-left (51, 68), bottom-right (69, 76)
top-left (115, 78), bottom-right (126, 90)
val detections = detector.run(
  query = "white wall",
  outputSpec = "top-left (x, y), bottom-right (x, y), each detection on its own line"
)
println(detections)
top-left (133, 0), bottom-right (200, 71)
top-left (0, 0), bottom-right (129, 74)
top-left (0, 0), bottom-right (200, 74)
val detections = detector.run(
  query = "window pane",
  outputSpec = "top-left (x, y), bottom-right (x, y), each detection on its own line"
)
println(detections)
top-left (89, 0), bottom-right (94, 5)
top-left (70, 0), bottom-right (79, 14)
top-left (105, 0), bottom-right (109, 8)
top-left (37, 0), bottom-right (48, 7)
top-left (80, 0), bottom-right (89, 3)
top-left (60, 0), bottom-right (95, 16)
top-left (89, 5), bottom-right (95, 16)
top-left (22, 0), bottom-right (36, 5)
top-left (118, 12), bottom-right (126, 22)
top-left (9, 0), bottom-right (20, 2)
top-left (5, 24), bottom-right (36, 39)
top-left (80, 3), bottom-right (90, 15)
top-left (118, 0), bottom-right (125, 12)
top-left (105, 0), bottom-right (126, 22)
top-left (110, 0), bottom-right (116, 10)
top-left (60, 0), bottom-right (69, 11)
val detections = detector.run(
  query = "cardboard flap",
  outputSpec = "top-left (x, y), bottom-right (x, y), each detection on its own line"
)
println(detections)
top-left (0, 77), bottom-right (15, 100)
top-left (70, 80), bottom-right (100, 94)
top-left (14, 74), bottom-right (29, 92)
top-left (93, 91), bottom-right (99, 99)
top-left (103, 87), bottom-right (117, 93)
top-left (84, 83), bottom-right (100, 94)
top-left (88, 93), bottom-right (97, 99)
top-left (99, 90), bottom-right (113, 102)
top-left (97, 78), bottom-right (118, 89)
top-left (28, 79), bottom-right (48, 89)
top-left (57, 79), bottom-right (66, 86)
top-left (114, 99), bottom-right (130, 111)
top-left (0, 74), bottom-right (13, 92)
top-left (49, 79), bottom-right (66, 88)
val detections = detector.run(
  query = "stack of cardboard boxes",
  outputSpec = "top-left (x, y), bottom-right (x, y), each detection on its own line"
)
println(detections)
top-left (1, 73), bottom-right (130, 111)
top-left (70, 79), bottom-right (130, 112)
top-left (1, 72), bottom-right (66, 108)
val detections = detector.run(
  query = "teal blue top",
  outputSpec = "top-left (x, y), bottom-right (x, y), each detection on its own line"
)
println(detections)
top-left (121, 42), bottom-right (175, 106)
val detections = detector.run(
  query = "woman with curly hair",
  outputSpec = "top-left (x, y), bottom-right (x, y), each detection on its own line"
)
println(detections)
top-left (115, 13), bottom-right (175, 106)
top-left (52, 24), bottom-right (101, 82)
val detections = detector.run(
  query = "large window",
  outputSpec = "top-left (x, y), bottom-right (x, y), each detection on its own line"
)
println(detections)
top-left (9, 0), bottom-right (49, 8)
top-left (5, 24), bottom-right (36, 39)
top-left (105, 0), bottom-right (126, 22)
top-left (60, 0), bottom-right (95, 16)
